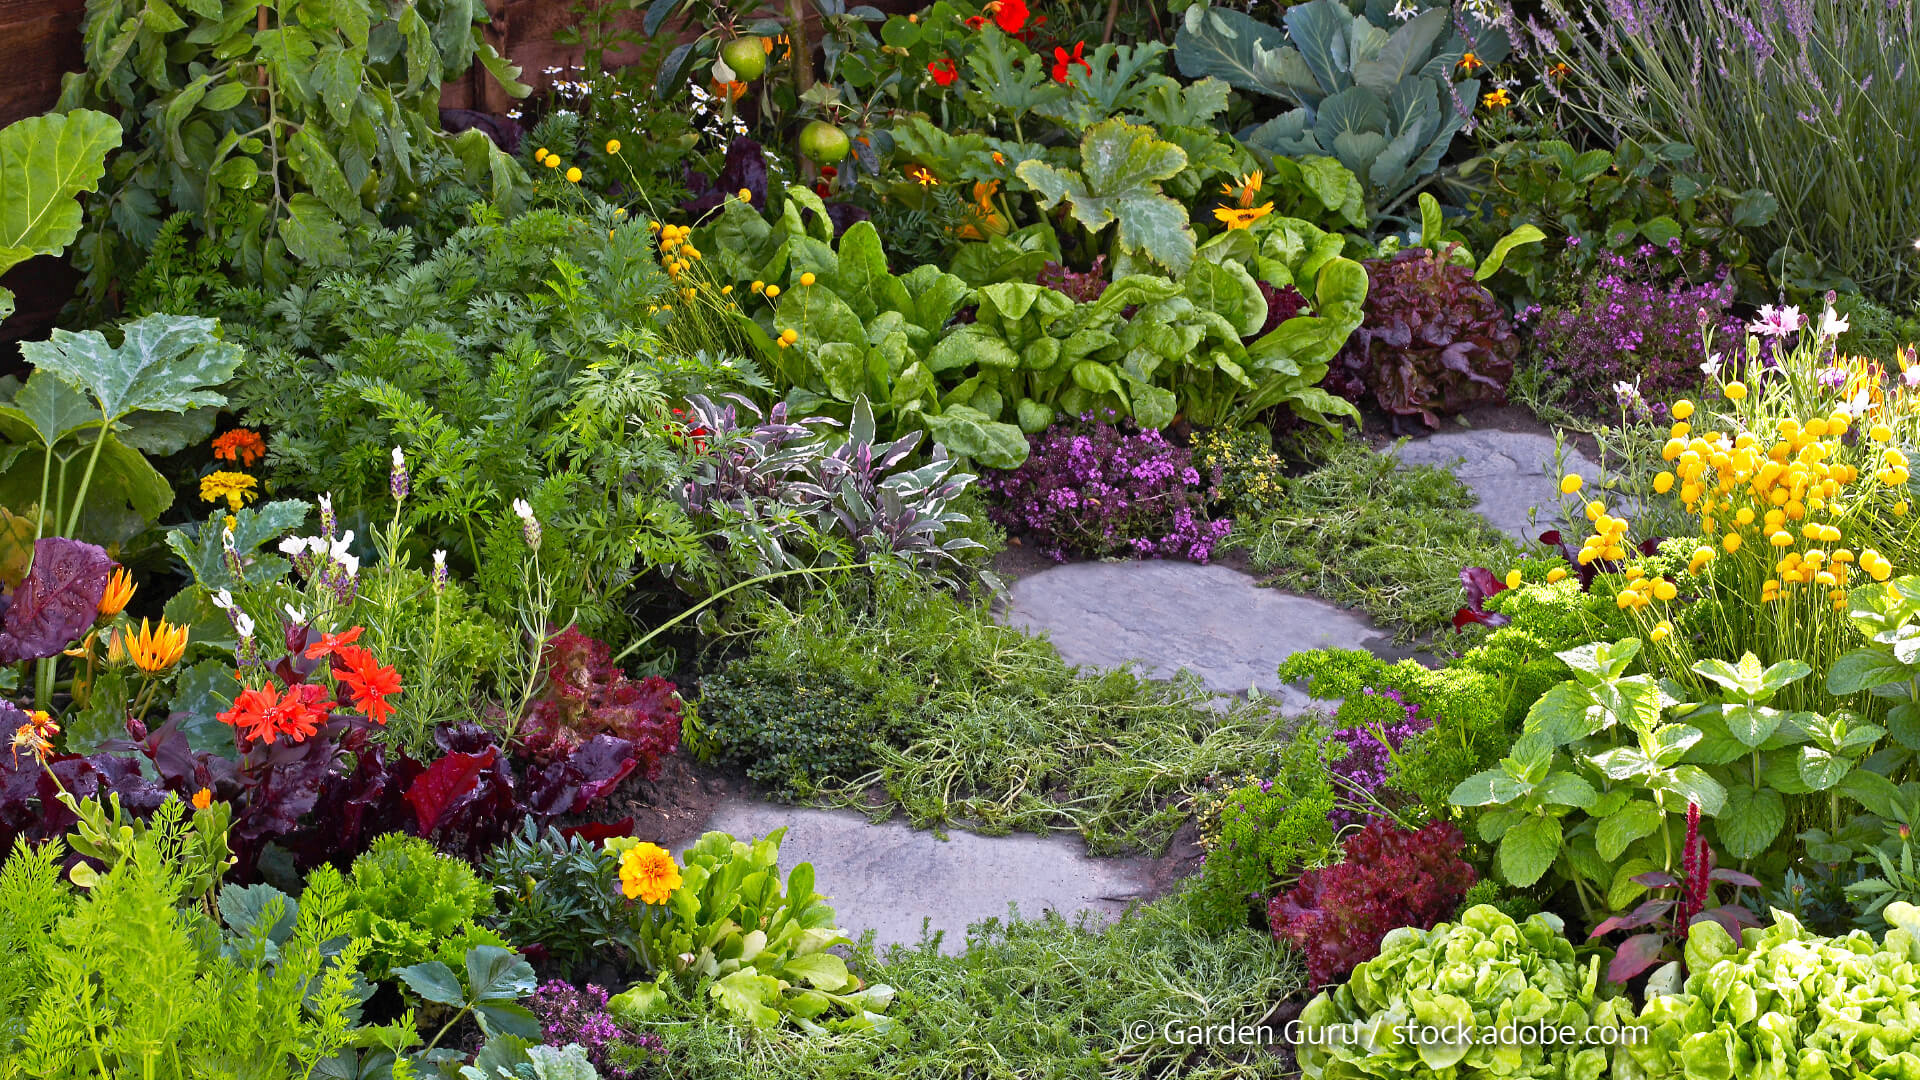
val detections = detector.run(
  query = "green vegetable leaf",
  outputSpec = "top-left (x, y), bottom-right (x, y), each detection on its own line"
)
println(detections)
top-left (1498, 815), bottom-right (1562, 887)
top-left (0, 110), bottom-right (123, 305)
top-left (21, 313), bottom-right (241, 422)
top-left (1017, 119), bottom-right (1194, 275)
top-left (1715, 784), bottom-right (1785, 860)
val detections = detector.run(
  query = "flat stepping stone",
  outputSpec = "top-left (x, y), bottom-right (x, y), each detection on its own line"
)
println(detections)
top-left (685, 802), bottom-right (1150, 954)
top-left (1001, 561), bottom-right (1394, 712)
top-left (1390, 429), bottom-right (1601, 541)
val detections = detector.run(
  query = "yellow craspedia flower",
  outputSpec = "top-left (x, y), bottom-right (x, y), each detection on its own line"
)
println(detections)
top-left (751, 280), bottom-right (765, 293)
top-left (1671, 421), bottom-right (1690, 438)
top-left (738, 187), bottom-right (752, 201)
top-left (567, 167), bottom-right (583, 183)
top-left (1671, 399), bottom-right (1695, 420)
top-left (765, 284), bottom-right (781, 299)
top-left (1769, 530), bottom-right (1794, 547)
top-left (535, 147), bottom-right (550, 160)
top-left (1724, 381), bottom-right (1748, 401)
top-left (779, 328), bottom-right (799, 345)
top-left (1650, 621), bottom-right (1671, 643)
top-left (606, 138), bottom-right (622, 154)
top-left (618, 843), bottom-right (683, 905)
top-left (800, 272), bottom-right (816, 286)
top-left (1871, 423), bottom-right (1895, 442)
top-left (1897, 500), bottom-right (1911, 517)
top-left (1653, 472), bottom-right (1675, 494)
top-left (546, 156), bottom-right (560, 170)
top-left (1723, 532), bottom-right (1742, 554)
top-left (1560, 474), bottom-right (1584, 494)
top-left (1585, 500), bottom-right (1606, 521)
top-left (1546, 567), bottom-right (1568, 583)
top-left (1505, 569), bottom-right (1522, 589)
top-left (1654, 578), bottom-right (1678, 601)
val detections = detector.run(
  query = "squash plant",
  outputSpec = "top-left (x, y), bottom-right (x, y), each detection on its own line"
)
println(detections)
top-left (56, 0), bottom-right (529, 302)
top-left (0, 110), bottom-right (122, 324)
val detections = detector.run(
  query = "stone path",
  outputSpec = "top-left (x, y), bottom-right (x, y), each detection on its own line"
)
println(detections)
top-left (673, 429), bottom-right (1600, 953)
top-left (681, 803), bottom-right (1151, 954)
top-left (1002, 560), bottom-right (1396, 714)
top-left (1390, 428), bottom-right (1602, 541)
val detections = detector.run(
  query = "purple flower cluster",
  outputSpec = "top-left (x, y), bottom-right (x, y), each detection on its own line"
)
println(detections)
top-left (1523, 244), bottom-right (1744, 414)
top-left (1325, 688), bottom-right (1431, 828)
top-left (982, 413), bottom-right (1231, 563)
top-left (530, 980), bottom-right (666, 1079)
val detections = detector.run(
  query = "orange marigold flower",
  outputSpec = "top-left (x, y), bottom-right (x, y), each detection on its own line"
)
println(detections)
top-left (619, 842), bottom-right (684, 904)
top-left (211, 428), bottom-right (267, 467)
top-left (1457, 51), bottom-right (1486, 74)
top-left (98, 567), bottom-right (135, 618)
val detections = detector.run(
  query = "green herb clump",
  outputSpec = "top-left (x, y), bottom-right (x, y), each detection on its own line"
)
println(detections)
top-left (343, 832), bottom-right (506, 981)
top-left (1190, 726), bottom-right (1339, 933)
top-left (695, 661), bottom-right (892, 798)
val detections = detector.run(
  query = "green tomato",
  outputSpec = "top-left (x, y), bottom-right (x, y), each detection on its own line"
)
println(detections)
top-left (721, 37), bottom-right (768, 81)
top-left (799, 120), bottom-right (851, 164)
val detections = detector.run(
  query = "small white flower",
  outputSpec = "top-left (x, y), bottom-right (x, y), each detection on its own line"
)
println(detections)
top-left (221, 526), bottom-right (236, 550)
top-left (1389, 0), bottom-right (1418, 17)
top-left (433, 549), bottom-right (447, 572)
top-left (234, 612), bottom-right (255, 639)
top-left (392, 446), bottom-right (406, 469)
top-left (284, 604), bottom-right (307, 624)
top-left (329, 530), bottom-right (358, 578)
top-left (318, 493), bottom-right (332, 517)
top-left (279, 536), bottom-right (307, 556)
top-left (1820, 304), bottom-right (1850, 339)
top-left (212, 589), bottom-right (234, 611)
top-left (512, 498), bottom-right (536, 524)
top-left (1700, 352), bottom-right (1724, 377)
top-left (307, 536), bottom-right (330, 557)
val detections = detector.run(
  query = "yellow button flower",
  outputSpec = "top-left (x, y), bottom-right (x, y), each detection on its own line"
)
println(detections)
top-left (1560, 474), bottom-right (1584, 494)
top-left (1650, 621), bottom-right (1671, 643)
top-left (1654, 472), bottom-right (1675, 494)
top-left (1546, 567), bottom-right (1568, 583)
top-left (1671, 399), bottom-right (1695, 420)
top-left (606, 138), bottom-right (622, 153)
top-left (1505, 569), bottom-right (1522, 589)
top-left (800, 272), bottom-right (817, 286)
top-left (765, 284), bottom-right (781, 299)
top-left (1724, 381), bottom-right (1748, 401)
top-left (1722, 533), bottom-right (1742, 554)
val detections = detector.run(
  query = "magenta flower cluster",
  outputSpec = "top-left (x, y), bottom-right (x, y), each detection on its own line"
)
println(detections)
top-left (1523, 243), bottom-right (1745, 414)
top-left (530, 980), bottom-right (666, 1079)
top-left (1325, 688), bottom-right (1431, 828)
top-left (982, 412), bottom-right (1231, 563)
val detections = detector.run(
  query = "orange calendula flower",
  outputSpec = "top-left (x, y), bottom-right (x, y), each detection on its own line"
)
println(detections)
top-left (211, 428), bottom-right (266, 467)
top-left (1213, 203), bottom-right (1274, 230)
top-left (9, 710), bottom-right (59, 765)
top-left (710, 79), bottom-right (747, 101)
top-left (199, 471), bottom-right (259, 511)
top-left (1219, 170), bottom-right (1264, 209)
top-left (192, 787), bottom-right (213, 810)
top-left (957, 180), bottom-right (1007, 240)
top-left (1482, 87), bottom-right (1513, 109)
top-left (127, 617), bottom-right (188, 673)
top-left (619, 842), bottom-right (684, 904)
top-left (1457, 51), bottom-right (1486, 73)
top-left (98, 566), bottom-right (135, 618)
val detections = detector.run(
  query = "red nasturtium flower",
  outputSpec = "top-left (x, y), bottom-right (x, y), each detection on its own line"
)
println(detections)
top-left (332, 644), bottom-right (403, 724)
top-left (928, 57), bottom-right (959, 86)
top-left (219, 681), bottom-right (332, 746)
top-left (1052, 41), bottom-right (1090, 84)
top-left (992, 0), bottom-right (1029, 33)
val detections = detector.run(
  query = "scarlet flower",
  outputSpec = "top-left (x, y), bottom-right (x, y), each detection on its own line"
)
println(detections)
top-left (333, 644), bottom-right (403, 724)
top-left (304, 625), bottom-right (365, 660)
top-left (218, 681), bottom-right (331, 746)
top-left (1052, 41), bottom-right (1090, 85)
top-left (211, 428), bottom-right (267, 467)
top-left (992, 0), bottom-right (1029, 33)
top-left (928, 57), bottom-right (959, 87)
top-left (964, 14), bottom-right (986, 29)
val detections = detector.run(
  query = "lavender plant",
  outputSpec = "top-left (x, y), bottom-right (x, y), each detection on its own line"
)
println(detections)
top-left (981, 413), bottom-right (1231, 563)
top-left (1502, 0), bottom-right (1920, 303)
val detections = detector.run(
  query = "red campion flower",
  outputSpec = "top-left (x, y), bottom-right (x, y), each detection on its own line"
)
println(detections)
top-left (928, 57), bottom-right (959, 87)
top-left (1052, 41), bottom-right (1090, 85)
top-left (303, 625), bottom-right (364, 660)
top-left (333, 644), bottom-right (403, 724)
top-left (219, 681), bottom-right (332, 746)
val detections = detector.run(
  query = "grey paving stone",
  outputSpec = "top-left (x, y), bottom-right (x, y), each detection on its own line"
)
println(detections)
top-left (1390, 428), bottom-right (1602, 541)
top-left (1000, 560), bottom-right (1394, 712)
top-left (682, 802), bottom-right (1152, 954)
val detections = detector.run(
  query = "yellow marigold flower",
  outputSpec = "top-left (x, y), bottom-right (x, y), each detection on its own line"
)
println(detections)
top-left (191, 787), bottom-right (213, 810)
top-left (1650, 622), bottom-right (1671, 643)
top-left (606, 139), bottom-right (622, 154)
top-left (126, 617), bottom-right (188, 674)
top-left (1724, 381), bottom-right (1748, 401)
top-left (619, 843), bottom-right (683, 905)
top-left (98, 567), bottom-right (135, 618)
top-left (1654, 472), bottom-right (1675, 494)
top-left (1505, 569), bottom-right (1522, 589)
top-left (1560, 474), bottom-right (1584, 494)
top-left (1671, 399), bottom-right (1695, 420)
top-left (1546, 567), bottom-right (1568, 583)
top-left (800, 272), bottom-right (817, 286)
top-left (199, 471), bottom-right (259, 512)
top-left (1482, 87), bottom-right (1513, 109)
top-left (1722, 533), bottom-right (1742, 554)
